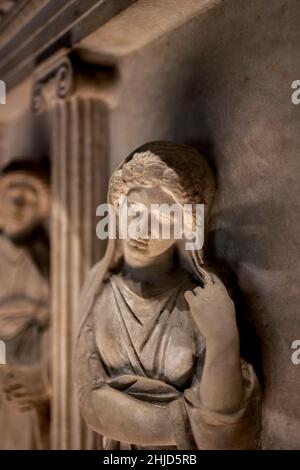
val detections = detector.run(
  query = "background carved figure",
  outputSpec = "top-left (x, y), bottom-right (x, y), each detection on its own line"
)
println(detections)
top-left (0, 160), bottom-right (51, 450)
top-left (75, 142), bottom-right (261, 450)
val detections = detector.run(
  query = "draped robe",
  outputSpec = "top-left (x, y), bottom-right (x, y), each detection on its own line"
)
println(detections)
top-left (76, 266), bottom-right (261, 450)
top-left (0, 234), bottom-right (50, 449)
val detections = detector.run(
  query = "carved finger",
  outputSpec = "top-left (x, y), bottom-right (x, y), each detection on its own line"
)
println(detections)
top-left (193, 286), bottom-right (203, 295)
top-left (209, 273), bottom-right (228, 290)
top-left (3, 383), bottom-right (25, 393)
top-left (18, 405), bottom-right (32, 412)
top-left (184, 290), bottom-right (196, 304)
top-left (12, 395), bottom-right (33, 407)
top-left (199, 267), bottom-right (215, 287)
top-left (9, 388), bottom-right (29, 399)
top-left (203, 273), bottom-right (228, 296)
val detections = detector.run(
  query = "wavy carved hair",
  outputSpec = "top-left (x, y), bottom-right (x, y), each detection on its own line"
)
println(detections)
top-left (107, 141), bottom-right (216, 284)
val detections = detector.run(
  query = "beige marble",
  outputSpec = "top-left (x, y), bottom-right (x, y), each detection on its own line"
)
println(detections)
top-left (0, 161), bottom-right (50, 449)
top-left (75, 142), bottom-right (261, 449)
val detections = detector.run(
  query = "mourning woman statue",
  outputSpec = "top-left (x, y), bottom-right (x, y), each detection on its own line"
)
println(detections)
top-left (75, 142), bottom-right (261, 450)
top-left (0, 160), bottom-right (50, 449)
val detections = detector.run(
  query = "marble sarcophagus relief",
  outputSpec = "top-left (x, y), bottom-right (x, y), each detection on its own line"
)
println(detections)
top-left (0, 0), bottom-right (298, 451)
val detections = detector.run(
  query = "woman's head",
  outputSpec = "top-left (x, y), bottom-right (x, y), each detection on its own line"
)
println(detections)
top-left (78, 142), bottom-right (216, 335)
top-left (0, 160), bottom-right (50, 240)
top-left (108, 142), bottom-right (216, 264)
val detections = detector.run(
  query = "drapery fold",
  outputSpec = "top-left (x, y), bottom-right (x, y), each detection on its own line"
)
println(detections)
top-left (75, 267), bottom-right (261, 450)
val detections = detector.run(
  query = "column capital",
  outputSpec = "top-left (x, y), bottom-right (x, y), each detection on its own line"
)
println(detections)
top-left (32, 53), bottom-right (75, 114)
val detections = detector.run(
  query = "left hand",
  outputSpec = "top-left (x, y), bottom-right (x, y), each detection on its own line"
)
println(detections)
top-left (184, 273), bottom-right (238, 344)
top-left (2, 365), bottom-right (49, 412)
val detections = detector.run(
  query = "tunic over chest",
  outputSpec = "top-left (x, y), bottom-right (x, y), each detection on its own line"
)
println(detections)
top-left (93, 273), bottom-right (204, 390)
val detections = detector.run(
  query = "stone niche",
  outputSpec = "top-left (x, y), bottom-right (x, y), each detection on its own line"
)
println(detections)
top-left (0, 0), bottom-right (299, 449)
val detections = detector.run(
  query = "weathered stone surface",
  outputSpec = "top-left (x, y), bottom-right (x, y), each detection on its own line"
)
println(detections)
top-left (0, 161), bottom-right (51, 449)
top-left (76, 0), bottom-right (300, 449)
top-left (76, 141), bottom-right (261, 450)
top-left (0, 0), bottom-right (298, 449)
top-left (51, 94), bottom-right (108, 449)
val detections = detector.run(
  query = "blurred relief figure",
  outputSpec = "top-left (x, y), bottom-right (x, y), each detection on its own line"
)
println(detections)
top-left (0, 160), bottom-right (51, 449)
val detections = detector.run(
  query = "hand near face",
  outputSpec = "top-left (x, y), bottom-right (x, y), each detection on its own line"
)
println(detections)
top-left (184, 273), bottom-right (239, 345)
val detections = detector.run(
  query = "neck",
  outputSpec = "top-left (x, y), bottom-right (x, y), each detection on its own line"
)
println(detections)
top-left (3, 225), bottom-right (45, 247)
top-left (123, 247), bottom-right (175, 283)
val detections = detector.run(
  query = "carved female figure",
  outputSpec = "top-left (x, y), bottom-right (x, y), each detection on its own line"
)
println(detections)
top-left (0, 160), bottom-right (50, 449)
top-left (75, 142), bottom-right (261, 449)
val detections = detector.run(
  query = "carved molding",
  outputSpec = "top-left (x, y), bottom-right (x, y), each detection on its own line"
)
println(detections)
top-left (0, 0), bottom-right (135, 90)
top-left (32, 56), bottom-right (74, 113)
top-left (0, 0), bottom-right (48, 47)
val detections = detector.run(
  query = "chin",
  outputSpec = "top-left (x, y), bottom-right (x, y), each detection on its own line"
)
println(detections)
top-left (129, 245), bottom-right (148, 258)
top-left (5, 224), bottom-right (36, 243)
